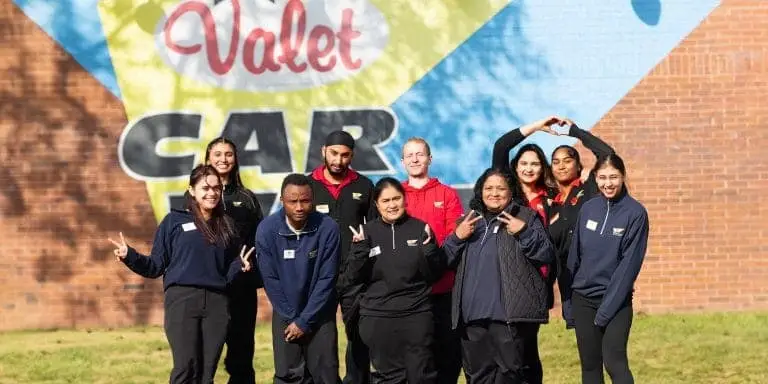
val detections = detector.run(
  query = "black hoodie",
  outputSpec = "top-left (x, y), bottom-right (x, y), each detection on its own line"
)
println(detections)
top-left (347, 215), bottom-right (445, 317)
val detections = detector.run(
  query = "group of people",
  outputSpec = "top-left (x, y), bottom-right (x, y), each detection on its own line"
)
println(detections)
top-left (108, 116), bottom-right (650, 384)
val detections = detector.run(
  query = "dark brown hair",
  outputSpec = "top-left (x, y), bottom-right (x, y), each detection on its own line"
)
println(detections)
top-left (205, 137), bottom-right (244, 188)
top-left (185, 164), bottom-right (236, 247)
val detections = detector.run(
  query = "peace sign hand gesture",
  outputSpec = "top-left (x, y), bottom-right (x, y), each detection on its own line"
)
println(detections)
top-left (455, 210), bottom-right (483, 240)
top-left (349, 225), bottom-right (365, 243)
top-left (498, 211), bottom-right (527, 235)
top-left (240, 245), bottom-right (256, 272)
top-left (108, 232), bottom-right (128, 262)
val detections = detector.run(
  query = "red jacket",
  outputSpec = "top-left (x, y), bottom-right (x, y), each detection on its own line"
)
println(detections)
top-left (402, 178), bottom-right (464, 295)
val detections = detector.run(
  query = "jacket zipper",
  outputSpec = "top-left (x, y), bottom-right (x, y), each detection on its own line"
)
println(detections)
top-left (599, 200), bottom-right (610, 235)
top-left (391, 223), bottom-right (395, 249)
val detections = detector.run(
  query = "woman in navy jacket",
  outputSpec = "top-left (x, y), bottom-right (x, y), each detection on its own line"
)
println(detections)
top-left (564, 154), bottom-right (649, 384)
top-left (108, 164), bottom-right (253, 384)
top-left (346, 177), bottom-right (444, 384)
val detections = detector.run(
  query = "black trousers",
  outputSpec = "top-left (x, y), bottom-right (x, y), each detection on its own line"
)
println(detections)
top-left (224, 275), bottom-right (259, 384)
top-left (359, 311), bottom-right (436, 384)
top-left (460, 320), bottom-right (541, 384)
top-left (164, 286), bottom-right (230, 384)
top-left (431, 293), bottom-right (463, 384)
top-left (572, 292), bottom-right (634, 384)
top-left (272, 313), bottom-right (341, 384)
top-left (340, 291), bottom-right (371, 384)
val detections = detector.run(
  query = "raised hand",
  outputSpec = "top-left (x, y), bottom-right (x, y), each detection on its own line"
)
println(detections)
top-left (498, 211), bottom-right (527, 234)
top-left (108, 232), bottom-right (128, 261)
top-left (422, 224), bottom-right (432, 245)
top-left (349, 224), bottom-right (365, 243)
top-left (455, 210), bottom-right (483, 240)
top-left (523, 116), bottom-right (572, 136)
top-left (239, 245), bottom-right (256, 272)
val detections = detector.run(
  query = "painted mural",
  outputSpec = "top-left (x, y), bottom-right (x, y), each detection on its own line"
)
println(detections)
top-left (13, 0), bottom-right (719, 222)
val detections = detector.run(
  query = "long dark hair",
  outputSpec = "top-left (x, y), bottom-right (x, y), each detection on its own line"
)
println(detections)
top-left (510, 143), bottom-right (555, 193)
top-left (205, 137), bottom-right (244, 188)
top-left (185, 164), bottom-right (236, 247)
top-left (469, 168), bottom-right (525, 213)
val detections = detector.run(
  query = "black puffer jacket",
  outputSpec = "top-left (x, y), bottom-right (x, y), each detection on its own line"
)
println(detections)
top-left (444, 203), bottom-right (555, 328)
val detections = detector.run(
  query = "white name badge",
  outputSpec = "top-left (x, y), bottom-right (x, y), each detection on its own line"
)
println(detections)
top-left (283, 250), bottom-right (295, 259)
top-left (316, 204), bottom-right (330, 214)
top-left (369, 246), bottom-right (381, 258)
top-left (182, 222), bottom-right (197, 232)
top-left (586, 220), bottom-right (598, 231)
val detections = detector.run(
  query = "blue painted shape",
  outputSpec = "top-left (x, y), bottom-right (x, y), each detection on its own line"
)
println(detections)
top-left (382, 0), bottom-right (719, 186)
top-left (633, 0), bottom-right (663, 26)
top-left (12, 0), bottom-right (121, 98)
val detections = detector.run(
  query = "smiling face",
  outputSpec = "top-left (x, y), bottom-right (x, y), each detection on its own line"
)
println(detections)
top-left (482, 174), bottom-right (511, 213)
top-left (376, 185), bottom-right (406, 223)
top-left (595, 164), bottom-right (624, 199)
top-left (516, 150), bottom-right (543, 186)
top-left (189, 174), bottom-right (223, 214)
top-left (401, 140), bottom-right (431, 178)
top-left (207, 142), bottom-right (236, 178)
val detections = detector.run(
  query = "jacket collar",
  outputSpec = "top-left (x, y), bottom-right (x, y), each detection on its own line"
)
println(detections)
top-left (277, 209), bottom-right (321, 237)
top-left (375, 213), bottom-right (410, 227)
top-left (597, 186), bottom-right (629, 205)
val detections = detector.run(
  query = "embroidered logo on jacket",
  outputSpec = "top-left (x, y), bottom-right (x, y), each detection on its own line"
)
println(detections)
top-left (434, 201), bottom-right (444, 208)
top-left (612, 228), bottom-right (625, 237)
top-left (308, 249), bottom-right (318, 258)
top-left (352, 193), bottom-right (362, 200)
top-left (586, 220), bottom-right (598, 231)
top-left (406, 239), bottom-right (418, 246)
top-left (233, 201), bottom-right (242, 207)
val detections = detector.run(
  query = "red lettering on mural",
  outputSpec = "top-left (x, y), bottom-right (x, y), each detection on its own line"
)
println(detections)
top-left (163, 0), bottom-right (363, 76)
top-left (163, 0), bottom-right (240, 75)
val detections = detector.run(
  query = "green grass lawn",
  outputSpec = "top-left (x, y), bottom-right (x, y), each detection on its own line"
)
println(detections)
top-left (0, 312), bottom-right (765, 383)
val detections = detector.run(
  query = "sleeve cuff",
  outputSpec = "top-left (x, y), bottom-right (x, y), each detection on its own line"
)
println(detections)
top-left (123, 247), bottom-right (139, 266)
top-left (512, 223), bottom-right (530, 239)
top-left (294, 317), bottom-right (311, 334)
top-left (594, 312), bottom-right (608, 327)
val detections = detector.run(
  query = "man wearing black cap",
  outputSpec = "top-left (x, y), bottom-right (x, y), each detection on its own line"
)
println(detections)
top-left (309, 130), bottom-right (376, 384)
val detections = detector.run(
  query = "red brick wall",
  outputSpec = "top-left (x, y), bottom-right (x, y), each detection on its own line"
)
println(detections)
top-left (584, 0), bottom-right (768, 313)
top-left (0, 0), bottom-right (765, 331)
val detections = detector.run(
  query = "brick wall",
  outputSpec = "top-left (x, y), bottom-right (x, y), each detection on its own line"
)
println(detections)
top-left (0, 0), bottom-right (765, 331)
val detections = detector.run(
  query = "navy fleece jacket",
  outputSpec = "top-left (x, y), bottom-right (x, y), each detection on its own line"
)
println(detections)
top-left (122, 209), bottom-right (243, 292)
top-left (565, 190), bottom-right (649, 327)
top-left (256, 209), bottom-right (340, 333)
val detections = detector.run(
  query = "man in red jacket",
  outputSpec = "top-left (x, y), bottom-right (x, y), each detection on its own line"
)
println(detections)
top-left (400, 137), bottom-right (464, 384)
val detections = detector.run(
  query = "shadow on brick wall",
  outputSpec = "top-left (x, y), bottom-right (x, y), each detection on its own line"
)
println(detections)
top-left (0, 1), bottom-right (163, 328)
